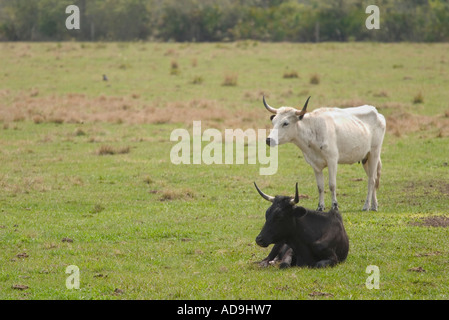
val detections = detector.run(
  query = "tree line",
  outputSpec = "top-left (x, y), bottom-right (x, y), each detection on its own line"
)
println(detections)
top-left (1, 0), bottom-right (448, 42)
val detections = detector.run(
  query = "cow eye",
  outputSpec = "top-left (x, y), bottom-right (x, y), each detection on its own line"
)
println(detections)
top-left (282, 122), bottom-right (289, 127)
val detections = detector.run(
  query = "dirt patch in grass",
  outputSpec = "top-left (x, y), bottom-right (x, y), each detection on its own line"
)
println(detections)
top-left (403, 180), bottom-right (449, 198)
top-left (386, 111), bottom-right (449, 137)
top-left (415, 251), bottom-right (441, 257)
top-left (11, 284), bottom-right (29, 290)
top-left (2, 91), bottom-right (449, 137)
top-left (410, 216), bottom-right (449, 228)
top-left (0, 91), bottom-right (264, 129)
top-left (309, 291), bottom-right (334, 297)
top-left (400, 180), bottom-right (449, 208)
top-left (408, 266), bottom-right (426, 272)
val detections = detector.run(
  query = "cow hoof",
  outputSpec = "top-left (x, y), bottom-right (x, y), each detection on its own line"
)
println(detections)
top-left (317, 205), bottom-right (325, 212)
top-left (315, 260), bottom-right (334, 268)
top-left (258, 260), bottom-right (270, 268)
top-left (331, 202), bottom-right (339, 211)
top-left (279, 262), bottom-right (291, 269)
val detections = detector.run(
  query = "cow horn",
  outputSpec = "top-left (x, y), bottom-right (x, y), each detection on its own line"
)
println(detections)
top-left (263, 96), bottom-right (278, 114)
top-left (254, 182), bottom-right (275, 202)
top-left (295, 96), bottom-right (311, 116)
top-left (290, 183), bottom-right (300, 205)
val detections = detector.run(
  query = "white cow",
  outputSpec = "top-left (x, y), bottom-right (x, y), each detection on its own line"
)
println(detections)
top-left (264, 96), bottom-right (386, 211)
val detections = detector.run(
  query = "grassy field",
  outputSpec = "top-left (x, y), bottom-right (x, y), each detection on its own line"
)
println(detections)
top-left (0, 42), bottom-right (448, 300)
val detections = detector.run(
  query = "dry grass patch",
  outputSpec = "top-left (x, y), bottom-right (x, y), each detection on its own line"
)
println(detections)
top-left (0, 175), bottom-right (51, 196)
top-left (386, 112), bottom-right (449, 137)
top-left (310, 73), bottom-right (320, 85)
top-left (158, 188), bottom-right (195, 201)
top-left (170, 60), bottom-right (180, 75)
top-left (222, 73), bottom-right (238, 86)
top-left (4, 90), bottom-right (447, 138)
top-left (410, 216), bottom-right (449, 228)
top-left (97, 145), bottom-right (130, 155)
top-left (191, 75), bottom-right (204, 84)
top-left (0, 92), bottom-right (265, 128)
top-left (413, 92), bottom-right (424, 104)
top-left (283, 70), bottom-right (299, 79)
top-left (373, 90), bottom-right (389, 98)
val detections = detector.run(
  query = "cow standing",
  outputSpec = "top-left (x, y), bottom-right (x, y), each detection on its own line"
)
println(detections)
top-left (254, 183), bottom-right (349, 268)
top-left (263, 96), bottom-right (386, 211)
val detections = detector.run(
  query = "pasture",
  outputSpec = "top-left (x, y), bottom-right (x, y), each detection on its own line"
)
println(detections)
top-left (0, 42), bottom-right (448, 299)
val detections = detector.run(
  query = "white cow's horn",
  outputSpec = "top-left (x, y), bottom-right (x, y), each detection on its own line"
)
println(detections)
top-left (254, 182), bottom-right (275, 202)
top-left (295, 96), bottom-right (311, 116)
top-left (263, 96), bottom-right (278, 114)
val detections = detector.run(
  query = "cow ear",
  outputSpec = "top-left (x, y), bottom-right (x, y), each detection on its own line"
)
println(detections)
top-left (270, 115), bottom-right (276, 121)
top-left (292, 206), bottom-right (307, 218)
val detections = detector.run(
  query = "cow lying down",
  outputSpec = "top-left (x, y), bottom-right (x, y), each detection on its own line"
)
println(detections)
top-left (254, 182), bottom-right (349, 269)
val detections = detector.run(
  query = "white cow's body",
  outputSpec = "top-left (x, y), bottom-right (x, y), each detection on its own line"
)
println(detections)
top-left (265, 98), bottom-right (386, 211)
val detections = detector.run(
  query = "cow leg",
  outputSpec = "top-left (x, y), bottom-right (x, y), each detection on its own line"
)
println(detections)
top-left (279, 247), bottom-right (294, 269)
top-left (362, 155), bottom-right (370, 210)
top-left (328, 161), bottom-right (339, 210)
top-left (292, 242), bottom-right (316, 267)
top-left (363, 152), bottom-right (381, 211)
top-left (312, 235), bottom-right (339, 268)
top-left (315, 255), bottom-right (338, 268)
top-left (371, 158), bottom-right (382, 210)
top-left (314, 169), bottom-right (325, 211)
top-left (259, 243), bottom-right (284, 267)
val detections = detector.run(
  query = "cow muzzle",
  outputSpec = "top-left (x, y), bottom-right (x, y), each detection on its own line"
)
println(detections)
top-left (256, 234), bottom-right (269, 248)
top-left (266, 137), bottom-right (277, 147)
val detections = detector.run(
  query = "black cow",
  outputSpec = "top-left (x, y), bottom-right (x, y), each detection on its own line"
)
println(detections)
top-left (254, 182), bottom-right (349, 269)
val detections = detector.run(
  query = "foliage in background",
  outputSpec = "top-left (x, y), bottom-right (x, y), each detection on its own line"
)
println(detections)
top-left (1, 0), bottom-right (449, 42)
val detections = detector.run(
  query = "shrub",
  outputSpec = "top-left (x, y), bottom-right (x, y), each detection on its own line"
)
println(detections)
top-left (283, 70), bottom-right (299, 79)
top-left (170, 60), bottom-right (180, 75)
top-left (310, 73), bottom-right (320, 85)
top-left (413, 92), bottom-right (424, 104)
top-left (222, 73), bottom-right (238, 86)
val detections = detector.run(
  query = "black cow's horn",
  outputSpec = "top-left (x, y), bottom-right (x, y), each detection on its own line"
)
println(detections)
top-left (290, 183), bottom-right (300, 205)
top-left (254, 182), bottom-right (275, 202)
top-left (263, 96), bottom-right (278, 114)
top-left (295, 96), bottom-right (311, 116)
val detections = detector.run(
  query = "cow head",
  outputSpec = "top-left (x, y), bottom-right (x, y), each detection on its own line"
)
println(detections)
top-left (254, 182), bottom-right (307, 247)
top-left (264, 96), bottom-right (311, 147)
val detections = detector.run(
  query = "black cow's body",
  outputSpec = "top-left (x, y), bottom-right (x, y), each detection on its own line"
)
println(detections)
top-left (254, 183), bottom-right (349, 269)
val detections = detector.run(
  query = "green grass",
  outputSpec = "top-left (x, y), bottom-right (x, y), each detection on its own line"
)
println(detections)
top-left (0, 42), bottom-right (448, 300)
